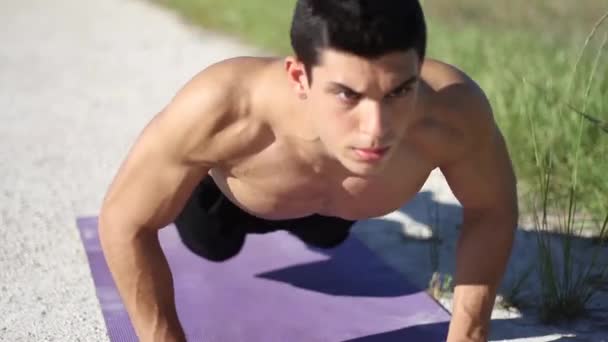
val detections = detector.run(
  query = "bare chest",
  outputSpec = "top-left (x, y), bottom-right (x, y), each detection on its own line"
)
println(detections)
top-left (211, 141), bottom-right (434, 221)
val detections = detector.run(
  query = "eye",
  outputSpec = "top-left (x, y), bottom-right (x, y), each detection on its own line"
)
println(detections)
top-left (387, 86), bottom-right (412, 98)
top-left (338, 89), bottom-right (361, 102)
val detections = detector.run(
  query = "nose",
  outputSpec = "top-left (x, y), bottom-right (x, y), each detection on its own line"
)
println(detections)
top-left (359, 101), bottom-right (390, 140)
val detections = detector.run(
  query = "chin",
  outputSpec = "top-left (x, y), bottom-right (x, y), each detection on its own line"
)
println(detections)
top-left (339, 156), bottom-right (387, 177)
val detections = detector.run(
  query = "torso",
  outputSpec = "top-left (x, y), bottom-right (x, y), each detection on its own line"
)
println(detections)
top-left (199, 57), bottom-right (474, 221)
top-left (211, 134), bottom-right (435, 220)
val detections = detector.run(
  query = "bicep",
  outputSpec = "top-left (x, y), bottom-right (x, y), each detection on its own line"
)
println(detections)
top-left (100, 64), bottom-right (240, 232)
top-left (100, 60), bottom-right (252, 233)
top-left (440, 119), bottom-right (518, 220)
top-left (101, 112), bottom-right (210, 232)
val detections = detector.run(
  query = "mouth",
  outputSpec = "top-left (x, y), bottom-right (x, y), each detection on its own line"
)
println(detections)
top-left (352, 146), bottom-right (391, 162)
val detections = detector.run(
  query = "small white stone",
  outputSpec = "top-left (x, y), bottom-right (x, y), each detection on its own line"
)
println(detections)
top-left (401, 223), bottom-right (435, 240)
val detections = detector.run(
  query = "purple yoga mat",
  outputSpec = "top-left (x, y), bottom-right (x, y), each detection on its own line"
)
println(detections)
top-left (77, 216), bottom-right (450, 341)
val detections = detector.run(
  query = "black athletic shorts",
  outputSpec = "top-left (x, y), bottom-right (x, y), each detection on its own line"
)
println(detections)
top-left (174, 176), bottom-right (356, 262)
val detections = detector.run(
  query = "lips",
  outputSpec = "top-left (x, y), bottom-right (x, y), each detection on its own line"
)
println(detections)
top-left (353, 146), bottom-right (390, 161)
top-left (357, 147), bottom-right (389, 153)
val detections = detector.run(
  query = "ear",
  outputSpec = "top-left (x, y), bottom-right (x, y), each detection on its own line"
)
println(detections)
top-left (285, 56), bottom-right (309, 99)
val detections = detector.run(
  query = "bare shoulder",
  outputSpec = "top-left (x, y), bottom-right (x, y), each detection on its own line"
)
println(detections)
top-left (421, 58), bottom-right (493, 121)
top-left (99, 57), bottom-right (272, 228)
top-left (421, 61), bottom-right (517, 215)
top-left (157, 56), bottom-right (274, 166)
top-left (420, 58), bottom-right (496, 164)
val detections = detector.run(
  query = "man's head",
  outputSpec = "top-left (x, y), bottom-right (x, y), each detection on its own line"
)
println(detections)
top-left (285, 0), bottom-right (427, 176)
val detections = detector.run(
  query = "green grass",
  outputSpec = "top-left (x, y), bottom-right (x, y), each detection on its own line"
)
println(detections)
top-left (154, 0), bottom-right (295, 52)
top-left (153, 0), bottom-right (608, 321)
top-left (524, 14), bottom-right (608, 322)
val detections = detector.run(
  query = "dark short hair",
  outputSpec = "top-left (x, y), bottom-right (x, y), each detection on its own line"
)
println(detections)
top-left (290, 0), bottom-right (427, 81)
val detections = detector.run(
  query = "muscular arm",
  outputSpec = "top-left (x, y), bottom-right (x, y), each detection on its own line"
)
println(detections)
top-left (98, 63), bottom-right (239, 341)
top-left (439, 84), bottom-right (518, 341)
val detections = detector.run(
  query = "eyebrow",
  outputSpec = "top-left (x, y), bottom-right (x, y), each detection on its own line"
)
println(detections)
top-left (388, 75), bottom-right (419, 94)
top-left (326, 75), bottom-right (419, 97)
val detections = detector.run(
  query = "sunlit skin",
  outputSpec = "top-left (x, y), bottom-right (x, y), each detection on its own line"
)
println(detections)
top-left (101, 47), bottom-right (518, 342)
top-left (285, 49), bottom-right (424, 177)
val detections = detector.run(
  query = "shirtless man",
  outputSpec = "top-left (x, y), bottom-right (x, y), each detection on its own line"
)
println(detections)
top-left (98, 0), bottom-right (518, 341)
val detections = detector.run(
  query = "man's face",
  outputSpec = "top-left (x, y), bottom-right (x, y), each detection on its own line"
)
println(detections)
top-left (304, 49), bottom-right (422, 176)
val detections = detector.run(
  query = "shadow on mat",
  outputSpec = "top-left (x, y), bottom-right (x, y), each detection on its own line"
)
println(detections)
top-left (340, 321), bottom-right (449, 342)
top-left (340, 317), bottom-right (583, 342)
top-left (253, 192), bottom-right (452, 297)
top-left (252, 191), bottom-right (459, 297)
top-left (255, 236), bottom-right (420, 297)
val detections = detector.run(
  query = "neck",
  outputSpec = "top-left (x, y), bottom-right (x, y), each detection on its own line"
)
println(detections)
top-left (265, 59), bottom-right (343, 174)
top-left (283, 107), bottom-right (339, 175)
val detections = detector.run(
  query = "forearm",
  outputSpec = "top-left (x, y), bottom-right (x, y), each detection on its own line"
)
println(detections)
top-left (99, 216), bottom-right (186, 342)
top-left (448, 213), bottom-right (516, 341)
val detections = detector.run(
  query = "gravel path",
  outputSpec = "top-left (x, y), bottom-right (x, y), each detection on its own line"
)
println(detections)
top-left (1, 1), bottom-right (256, 340)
